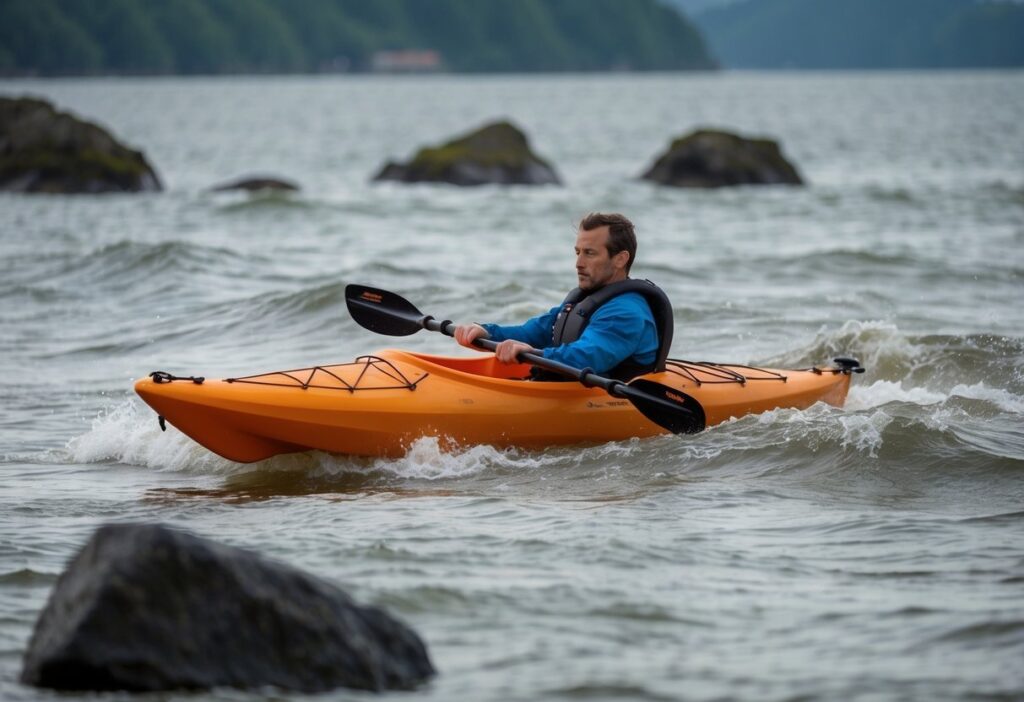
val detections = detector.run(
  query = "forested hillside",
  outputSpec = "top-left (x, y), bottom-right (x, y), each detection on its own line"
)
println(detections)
top-left (694, 0), bottom-right (1024, 68)
top-left (0, 0), bottom-right (715, 75)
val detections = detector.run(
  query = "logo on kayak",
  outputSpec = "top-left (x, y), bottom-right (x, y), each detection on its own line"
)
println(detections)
top-left (665, 391), bottom-right (686, 404)
top-left (360, 291), bottom-right (383, 304)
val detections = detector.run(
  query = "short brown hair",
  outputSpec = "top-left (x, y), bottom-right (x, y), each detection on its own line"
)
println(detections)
top-left (579, 212), bottom-right (637, 273)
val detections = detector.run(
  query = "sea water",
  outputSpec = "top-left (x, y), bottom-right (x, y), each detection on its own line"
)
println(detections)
top-left (1, 71), bottom-right (1022, 701)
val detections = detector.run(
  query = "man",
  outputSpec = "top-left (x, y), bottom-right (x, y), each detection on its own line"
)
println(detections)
top-left (454, 212), bottom-right (674, 381)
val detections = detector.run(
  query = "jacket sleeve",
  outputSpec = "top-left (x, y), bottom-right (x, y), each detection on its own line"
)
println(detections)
top-left (480, 305), bottom-right (561, 348)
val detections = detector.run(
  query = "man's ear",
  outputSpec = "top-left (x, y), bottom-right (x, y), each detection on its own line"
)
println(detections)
top-left (612, 250), bottom-right (630, 270)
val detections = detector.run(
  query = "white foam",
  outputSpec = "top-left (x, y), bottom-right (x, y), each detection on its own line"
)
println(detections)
top-left (835, 410), bottom-right (893, 457)
top-left (709, 402), bottom-right (891, 458)
top-left (66, 398), bottom-right (248, 474)
top-left (773, 379), bottom-right (1024, 458)
top-left (846, 380), bottom-right (947, 411)
top-left (847, 380), bottom-right (1024, 414)
top-left (816, 320), bottom-right (923, 366)
top-left (765, 320), bottom-right (926, 381)
top-left (65, 399), bottom-right (558, 479)
top-left (946, 382), bottom-right (1024, 414)
top-left (369, 437), bottom-right (563, 480)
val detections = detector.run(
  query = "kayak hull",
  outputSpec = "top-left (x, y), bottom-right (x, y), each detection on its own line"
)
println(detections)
top-left (134, 350), bottom-right (854, 462)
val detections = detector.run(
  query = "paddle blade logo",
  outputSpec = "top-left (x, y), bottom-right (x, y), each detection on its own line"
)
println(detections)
top-left (345, 284), bottom-right (425, 337)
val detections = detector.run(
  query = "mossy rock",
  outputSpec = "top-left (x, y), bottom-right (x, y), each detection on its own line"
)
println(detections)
top-left (0, 96), bottom-right (162, 194)
top-left (641, 129), bottom-right (803, 188)
top-left (374, 120), bottom-right (560, 186)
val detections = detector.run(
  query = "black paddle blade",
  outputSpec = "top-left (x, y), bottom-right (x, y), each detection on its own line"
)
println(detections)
top-left (345, 284), bottom-right (426, 336)
top-left (622, 379), bottom-right (706, 435)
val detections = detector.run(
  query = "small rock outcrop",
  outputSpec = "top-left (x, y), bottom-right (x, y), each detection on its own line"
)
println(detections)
top-left (641, 129), bottom-right (803, 188)
top-left (374, 120), bottom-right (560, 186)
top-left (209, 175), bottom-right (299, 192)
top-left (20, 523), bottom-right (435, 693)
top-left (0, 96), bottom-right (162, 194)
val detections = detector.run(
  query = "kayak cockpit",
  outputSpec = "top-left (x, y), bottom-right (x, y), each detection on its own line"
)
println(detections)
top-left (386, 351), bottom-right (534, 380)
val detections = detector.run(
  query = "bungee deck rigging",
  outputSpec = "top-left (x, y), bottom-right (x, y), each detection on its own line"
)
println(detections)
top-left (150, 357), bottom-right (862, 392)
top-left (222, 355), bottom-right (428, 392)
top-left (664, 356), bottom-right (863, 385)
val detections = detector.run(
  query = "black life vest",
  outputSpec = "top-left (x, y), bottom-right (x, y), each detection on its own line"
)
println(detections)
top-left (540, 278), bottom-right (674, 381)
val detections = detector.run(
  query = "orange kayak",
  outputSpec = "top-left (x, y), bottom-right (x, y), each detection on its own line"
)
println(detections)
top-left (134, 350), bottom-right (859, 463)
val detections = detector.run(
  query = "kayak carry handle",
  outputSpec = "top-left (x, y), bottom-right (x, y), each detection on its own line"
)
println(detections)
top-left (150, 371), bottom-right (205, 384)
top-left (833, 358), bottom-right (865, 374)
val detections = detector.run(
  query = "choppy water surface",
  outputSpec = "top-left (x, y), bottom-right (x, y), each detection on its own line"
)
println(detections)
top-left (1, 72), bottom-right (1022, 701)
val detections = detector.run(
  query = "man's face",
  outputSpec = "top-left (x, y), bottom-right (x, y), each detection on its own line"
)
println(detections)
top-left (575, 226), bottom-right (628, 291)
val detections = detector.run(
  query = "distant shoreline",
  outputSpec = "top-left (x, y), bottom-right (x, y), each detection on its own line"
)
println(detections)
top-left (2, 67), bottom-right (1022, 83)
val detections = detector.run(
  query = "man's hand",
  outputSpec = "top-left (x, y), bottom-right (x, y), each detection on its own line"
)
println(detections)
top-left (454, 324), bottom-right (489, 349)
top-left (453, 325), bottom-right (534, 364)
top-left (493, 340), bottom-right (534, 364)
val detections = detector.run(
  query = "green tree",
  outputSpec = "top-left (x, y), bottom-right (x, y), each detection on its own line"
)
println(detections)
top-left (0, 0), bottom-right (102, 74)
top-left (475, 0), bottom-right (571, 71)
top-left (265, 0), bottom-right (373, 69)
top-left (144, 0), bottom-right (234, 74)
top-left (58, 0), bottom-right (173, 73)
top-left (335, 0), bottom-right (412, 49)
top-left (0, 0), bottom-right (718, 75)
top-left (204, 0), bottom-right (305, 72)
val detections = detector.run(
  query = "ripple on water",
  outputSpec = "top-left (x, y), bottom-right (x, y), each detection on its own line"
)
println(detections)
top-left (2, 72), bottom-right (1024, 702)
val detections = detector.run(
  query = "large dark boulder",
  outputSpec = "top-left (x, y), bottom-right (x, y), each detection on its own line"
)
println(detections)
top-left (20, 523), bottom-right (435, 693)
top-left (641, 129), bottom-right (803, 188)
top-left (209, 175), bottom-right (299, 192)
top-left (374, 120), bottom-right (560, 186)
top-left (0, 96), bottom-right (161, 194)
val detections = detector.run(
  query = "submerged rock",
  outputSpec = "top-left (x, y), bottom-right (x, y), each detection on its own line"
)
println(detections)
top-left (209, 175), bottom-right (299, 192)
top-left (20, 523), bottom-right (435, 693)
top-left (0, 96), bottom-right (161, 194)
top-left (641, 129), bottom-right (803, 188)
top-left (374, 120), bottom-right (560, 186)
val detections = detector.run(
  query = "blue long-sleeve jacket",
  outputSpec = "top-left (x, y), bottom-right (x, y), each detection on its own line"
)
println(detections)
top-left (480, 292), bottom-right (658, 375)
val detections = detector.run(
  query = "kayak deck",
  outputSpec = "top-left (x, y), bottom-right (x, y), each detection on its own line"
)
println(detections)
top-left (134, 350), bottom-right (857, 462)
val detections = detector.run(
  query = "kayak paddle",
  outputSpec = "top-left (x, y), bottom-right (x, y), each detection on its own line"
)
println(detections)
top-left (345, 284), bottom-right (704, 435)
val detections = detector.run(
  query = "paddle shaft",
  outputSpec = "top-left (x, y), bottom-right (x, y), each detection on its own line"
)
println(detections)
top-left (424, 316), bottom-right (630, 398)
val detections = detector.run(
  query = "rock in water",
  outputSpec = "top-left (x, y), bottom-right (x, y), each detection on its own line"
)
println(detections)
top-left (0, 96), bottom-right (162, 194)
top-left (20, 523), bottom-right (435, 693)
top-left (641, 129), bottom-right (803, 188)
top-left (374, 120), bottom-right (560, 186)
top-left (209, 175), bottom-right (299, 192)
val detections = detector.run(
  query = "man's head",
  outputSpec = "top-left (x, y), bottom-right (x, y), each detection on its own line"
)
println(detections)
top-left (574, 212), bottom-right (636, 291)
